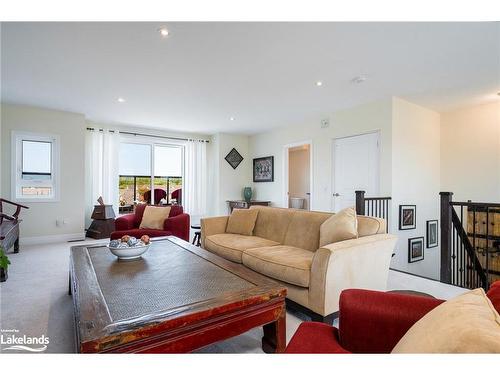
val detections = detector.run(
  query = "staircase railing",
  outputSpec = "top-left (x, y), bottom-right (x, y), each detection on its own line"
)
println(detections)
top-left (440, 192), bottom-right (499, 290)
top-left (355, 191), bottom-right (392, 232)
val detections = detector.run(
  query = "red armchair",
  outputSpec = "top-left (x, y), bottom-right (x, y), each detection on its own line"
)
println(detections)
top-left (143, 189), bottom-right (167, 205)
top-left (285, 281), bottom-right (500, 353)
top-left (171, 188), bottom-right (182, 205)
top-left (111, 204), bottom-right (190, 242)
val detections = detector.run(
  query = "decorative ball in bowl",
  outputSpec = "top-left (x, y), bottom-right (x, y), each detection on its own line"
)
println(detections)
top-left (107, 235), bottom-right (151, 260)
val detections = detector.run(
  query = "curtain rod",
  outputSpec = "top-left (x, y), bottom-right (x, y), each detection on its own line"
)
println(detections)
top-left (85, 127), bottom-right (210, 143)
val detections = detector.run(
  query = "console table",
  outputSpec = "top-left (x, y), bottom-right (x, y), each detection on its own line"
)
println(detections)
top-left (227, 200), bottom-right (271, 214)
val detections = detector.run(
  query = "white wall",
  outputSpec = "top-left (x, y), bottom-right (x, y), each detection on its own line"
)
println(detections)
top-left (390, 98), bottom-right (441, 279)
top-left (440, 102), bottom-right (500, 202)
top-left (210, 133), bottom-right (252, 215)
top-left (247, 97), bottom-right (442, 279)
top-left (1, 103), bottom-right (86, 241)
top-left (288, 146), bottom-right (310, 209)
top-left (249, 99), bottom-right (393, 211)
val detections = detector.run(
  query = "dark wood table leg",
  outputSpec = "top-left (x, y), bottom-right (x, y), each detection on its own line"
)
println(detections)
top-left (261, 305), bottom-right (286, 353)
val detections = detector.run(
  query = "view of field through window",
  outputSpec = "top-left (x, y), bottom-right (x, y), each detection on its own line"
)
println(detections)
top-left (118, 142), bottom-right (183, 209)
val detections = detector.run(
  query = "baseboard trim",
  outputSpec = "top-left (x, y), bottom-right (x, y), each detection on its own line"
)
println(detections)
top-left (20, 232), bottom-right (86, 246)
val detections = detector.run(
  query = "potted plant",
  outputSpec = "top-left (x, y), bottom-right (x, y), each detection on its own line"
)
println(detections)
top-left (0, 245), bottom-right (10, 282)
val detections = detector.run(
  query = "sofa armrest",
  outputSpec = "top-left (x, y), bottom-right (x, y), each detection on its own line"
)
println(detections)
top-left (164, 213), bottom-right (190, 242)
top-left (338, 289), bottom-right (444, 353)
top-left (308, 233), bottom-right (397, 316)
top-left (115, 214), bottom-right (136, 231)
top-left (200, 216), bottom-right (229, 247)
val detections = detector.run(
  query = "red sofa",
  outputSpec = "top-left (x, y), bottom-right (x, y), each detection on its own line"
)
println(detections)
top-left (111, 204), bottom-right (190, 242)
top-left (285, 281), bottom-right (500, 353)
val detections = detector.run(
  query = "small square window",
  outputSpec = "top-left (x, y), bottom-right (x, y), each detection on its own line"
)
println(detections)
top-left (12, 132), bottom-right (60, 202)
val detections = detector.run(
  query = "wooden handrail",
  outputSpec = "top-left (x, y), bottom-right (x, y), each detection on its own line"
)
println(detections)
top-left (451, 201), bottom-right (500, 208)
top-left (0, 198), bottom-right (29, 209)
top-left (0, 198), bottom-right (29, 225)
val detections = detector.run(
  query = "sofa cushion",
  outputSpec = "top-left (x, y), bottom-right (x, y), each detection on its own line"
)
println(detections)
top-left (392, 288), bottom-right (500, 353)
top-left (242, 245), bottom-right (314, 287)
top-left (319, 207), bottom-right (358, 247)
top-left (205, 234), bottom-right (280, 263)
top-left (285, 323), bottom-right (350, 354)
top-left (226, 209), bottom-right (259, 236)
top-left (357, 215), bottom-right (386, 237)
top-left (134, 204), bottom-right (183, 227)
top-left (139, 205), bottom-right (172, 230)
top-left (251, 206), bottom-right (295, 243)
top-left (283, 210), bottom-right (332, 251)
top-left (487, 281), bottom-right (500, 313)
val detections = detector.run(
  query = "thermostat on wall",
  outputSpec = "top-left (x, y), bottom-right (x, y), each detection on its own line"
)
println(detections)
top-left (321, 118), bottom-right (330, 128)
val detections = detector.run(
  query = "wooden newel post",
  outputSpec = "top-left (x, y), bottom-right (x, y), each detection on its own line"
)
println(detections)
top-left (355, 191), bottom-right (365, 215)
top-left (440, 192), bottom-right (453, 284)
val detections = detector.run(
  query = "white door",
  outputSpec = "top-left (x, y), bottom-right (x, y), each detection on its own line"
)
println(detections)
top-left (332, 132), bottom-right (380, 211)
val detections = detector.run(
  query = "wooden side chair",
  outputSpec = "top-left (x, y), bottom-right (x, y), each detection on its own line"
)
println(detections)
top-left (0, 198), bottom-right (29, 253)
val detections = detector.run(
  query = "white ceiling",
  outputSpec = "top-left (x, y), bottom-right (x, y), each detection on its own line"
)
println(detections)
top-left (1, 22), bottom-right (499, 135)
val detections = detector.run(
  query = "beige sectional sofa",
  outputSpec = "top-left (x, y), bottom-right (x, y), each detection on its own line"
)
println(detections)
top-left (201, 205), bottom-right (397, 322)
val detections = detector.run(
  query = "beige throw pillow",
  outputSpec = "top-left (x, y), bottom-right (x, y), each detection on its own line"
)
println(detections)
top-left (319, 207), bottom-right (358, 247)
top-left (392, 288), bottom-right (500, 353)
top-left (226, 209), bottom-right (259, 236)
top-left (139, 206), bottom-right (171, 230)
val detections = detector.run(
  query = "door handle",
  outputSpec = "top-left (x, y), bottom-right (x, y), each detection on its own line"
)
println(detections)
top-left (333, 193), bottom-right (341, 197)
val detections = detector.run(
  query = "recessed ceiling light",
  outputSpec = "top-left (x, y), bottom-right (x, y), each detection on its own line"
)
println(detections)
top-left (230, 117), bottom-right (235, 121)
top-left (351, 76), bottom-right (367, 84)
top-left (316, 81), bottom-right (323, 87)
top-left (158, 27), bottom-right (169, 37)
top-left (117, 97), bottom-right (125, 103)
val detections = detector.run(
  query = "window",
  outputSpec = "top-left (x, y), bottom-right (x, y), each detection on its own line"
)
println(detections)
top-left (12, 131), bottom-right (60, 202)
top-left (118, 142), bottom-right (183, 210)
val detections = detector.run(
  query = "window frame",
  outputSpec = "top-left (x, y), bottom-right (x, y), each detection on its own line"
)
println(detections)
top-left (11, 131), bottom-right (61, 203)
top-left (118, 135), bottom-right (185, 205)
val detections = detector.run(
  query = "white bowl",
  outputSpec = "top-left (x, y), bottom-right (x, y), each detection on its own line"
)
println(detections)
top-left (107, 244), bottom-right (150, 260)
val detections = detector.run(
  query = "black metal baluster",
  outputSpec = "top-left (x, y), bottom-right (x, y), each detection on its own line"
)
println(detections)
top-left (386, 200), bottom-right (389, 230)
top-left (473, 207), bottom-right (477, 288)
top-left (486, 206), bottom-right (490, 289)
top-left (452, 226), bottom-right (455, 285)
top-left (453, 226), bottom-right (457, 286)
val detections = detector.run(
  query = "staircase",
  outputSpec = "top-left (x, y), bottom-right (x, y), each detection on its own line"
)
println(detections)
top-left (440, 192), bottom-right (500, 290)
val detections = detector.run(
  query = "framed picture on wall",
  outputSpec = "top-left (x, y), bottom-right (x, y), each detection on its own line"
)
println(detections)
top-left (408, 237), bottom-right (424, 263)
top-left (426, 220), bottom-right (439, 248)
top-left (399, 205), bottom-right (416, 230)
top-left (224, 148), bottom-right (244, 169)
top-left (253, 156), bottom-right (274, 182)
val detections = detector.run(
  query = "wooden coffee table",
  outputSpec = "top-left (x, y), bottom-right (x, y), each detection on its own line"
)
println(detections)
top-left (69, 237), bottom-right (286, 353)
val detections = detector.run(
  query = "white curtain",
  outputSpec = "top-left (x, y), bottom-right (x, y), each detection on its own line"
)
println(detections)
top-left (184, 139), bottom-right (207, 219)
top-left (85, 129), bottom-right (120, 227)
